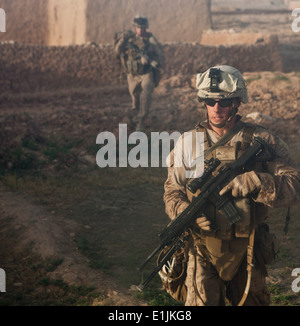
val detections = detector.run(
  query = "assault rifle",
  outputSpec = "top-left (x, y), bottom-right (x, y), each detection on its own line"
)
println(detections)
top-left (137, 137), bottom-right (274, 290)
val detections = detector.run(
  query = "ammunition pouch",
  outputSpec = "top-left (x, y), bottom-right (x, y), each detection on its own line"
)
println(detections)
top-left (122, 35), bottom-right (152, 76)
top-left (203, 236), bottom-right (249, 281)
top-left (126, 59), bottom-right (149, 75)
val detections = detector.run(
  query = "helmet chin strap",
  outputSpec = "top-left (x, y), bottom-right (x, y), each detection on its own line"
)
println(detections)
top-left (206, 105), bottom-right (238, 129)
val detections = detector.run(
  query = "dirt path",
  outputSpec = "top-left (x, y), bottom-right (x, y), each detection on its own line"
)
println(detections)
top-left (0, 185), bottom-right (147, 306)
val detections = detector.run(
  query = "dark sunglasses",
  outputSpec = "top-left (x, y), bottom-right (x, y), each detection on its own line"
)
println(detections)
top-left (203, 98), bottom-right (235, 107)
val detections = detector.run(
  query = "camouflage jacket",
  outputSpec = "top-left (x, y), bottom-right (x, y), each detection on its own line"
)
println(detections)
top-left (164, 118), bottom-right (300, 223)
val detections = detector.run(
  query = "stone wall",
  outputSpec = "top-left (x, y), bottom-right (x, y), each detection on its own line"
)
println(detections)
top-left (0, 34), bottom-right (282, 93)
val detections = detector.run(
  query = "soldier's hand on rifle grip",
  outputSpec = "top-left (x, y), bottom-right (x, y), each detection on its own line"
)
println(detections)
top-left (219, 171), bottom-right (262, 198)
top-left (141, 55), bottom-right (149, 65)
top-left (195, 216), bottom-right (211, 231)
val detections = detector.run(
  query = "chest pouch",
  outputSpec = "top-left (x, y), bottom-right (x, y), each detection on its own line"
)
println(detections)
top-left (125, 38), bottom-right (149, 75)
top-left (187, 143), bottom-right (254, 240)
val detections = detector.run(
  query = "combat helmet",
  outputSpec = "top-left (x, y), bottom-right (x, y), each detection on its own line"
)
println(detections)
top-left (196, 65), bottom-right (248, 104)
top-left (133, 15), bottom-right (149, 29)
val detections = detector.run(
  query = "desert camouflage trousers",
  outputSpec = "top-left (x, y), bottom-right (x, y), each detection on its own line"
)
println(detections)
top-left (127, 71), bottom-right (155, 129)
top-left (185, 247), bottom-right (270, 306)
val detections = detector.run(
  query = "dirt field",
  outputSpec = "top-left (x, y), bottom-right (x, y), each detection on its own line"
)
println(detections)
top-left (0, 8), bottom-right (300, 306)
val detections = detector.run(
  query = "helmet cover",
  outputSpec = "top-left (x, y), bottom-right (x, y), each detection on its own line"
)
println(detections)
top-left (196, 65), bottom-right (248, 103)
top-left (133, 15), bottom-right (149, 28)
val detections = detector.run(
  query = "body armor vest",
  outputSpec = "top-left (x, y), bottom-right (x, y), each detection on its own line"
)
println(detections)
top-left (186, 122), bottom-right (269, 281)
top-left (186, 122), bottom-right (268, 240)
top-left (122, 34), bottom-right (152, 75)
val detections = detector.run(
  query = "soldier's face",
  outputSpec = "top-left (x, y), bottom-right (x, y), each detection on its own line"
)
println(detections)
top-left (206, 99), bottom-right (233, 126)
top-left (136, 27), bottom-right (146, 37)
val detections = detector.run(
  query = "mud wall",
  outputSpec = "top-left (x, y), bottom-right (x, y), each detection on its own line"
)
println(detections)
top-left (0, 0), bottom-right (212, 45)
top-left (47, 0), bottom-right (87, 46)
top-left (0, 35), bottom-right (282, 93)
top-left (86, 0), bottom-right (212, 44)
top-left (289, 1), bottom-right (300, 9)
top-left (0, 0), bottom-right (49, 45)
top-left (163, 35), bottom-right (282, 75)
top-left (200, 31), bottom-right (275, 46)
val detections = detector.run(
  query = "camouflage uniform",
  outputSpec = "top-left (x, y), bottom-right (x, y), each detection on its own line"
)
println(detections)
top-left (163, 65), bottom-right (300, 306)
top-left (114, 16), bottom-right (165, 130)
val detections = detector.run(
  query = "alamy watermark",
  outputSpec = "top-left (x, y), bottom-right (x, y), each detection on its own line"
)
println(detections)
top-left (0, 268), bottom-right (6, 292)
top-left (291, 268), bottom-right (300, 293)
top-left (96, 124), bottom-right (204, 178)
top-left (0, 7), bottom-right (6, 32)
top-left (292, 8), bottom-right (300, 32)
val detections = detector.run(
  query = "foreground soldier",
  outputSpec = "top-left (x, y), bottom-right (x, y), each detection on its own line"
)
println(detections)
top-left (163, 65), bottom-right (300, 306)
top-left (114, 15), bottom-right (165, 131)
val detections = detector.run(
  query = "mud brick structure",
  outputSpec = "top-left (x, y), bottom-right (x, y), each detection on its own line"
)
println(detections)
top-left (0, 1), bottom-right (283, 92)
top-left (0, 0), bottom-right (212, 45)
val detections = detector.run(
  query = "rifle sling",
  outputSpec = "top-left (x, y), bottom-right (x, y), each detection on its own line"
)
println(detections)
top-left (203, 120), bottom-right (245, 158)
top-left (237, 218), bottom-right (255, 306)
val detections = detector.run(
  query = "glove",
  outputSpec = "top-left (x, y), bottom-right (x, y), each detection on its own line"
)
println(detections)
top-left (195, 216), bottom-right (211, 231)
top-left (141, 55), bottom-right (149, 65)
top-left (150, 60), bottom-right (159, 68)
top-left (219, 171), bottom-right (261, 198)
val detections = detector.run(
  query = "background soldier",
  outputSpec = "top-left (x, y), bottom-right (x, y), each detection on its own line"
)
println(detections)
top-left (114, 15), bottom-right (165, 131)
top-left (163, 65), bottom-right (300, 306)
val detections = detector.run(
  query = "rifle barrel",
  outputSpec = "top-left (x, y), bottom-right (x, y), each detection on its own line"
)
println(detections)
top-left (138, 243), bottom-right (163, 271)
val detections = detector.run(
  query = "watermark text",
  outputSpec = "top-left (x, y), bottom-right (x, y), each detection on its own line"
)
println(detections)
top-left (0, 268), bottom-right (6, 292)
top-left (0, 8), bottom-right (6, 32)
top-left (96, 124), bottom-right (204, 178)
top-left (292, 268), bottom-right (300, 293)
top-left (292, 8), bottom-right (300, 33)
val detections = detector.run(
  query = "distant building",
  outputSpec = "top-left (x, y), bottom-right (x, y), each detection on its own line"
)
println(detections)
top-left (289, 1), bottom-right (300, 9)
top-left (0, 0), bottom-right (212, 46)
